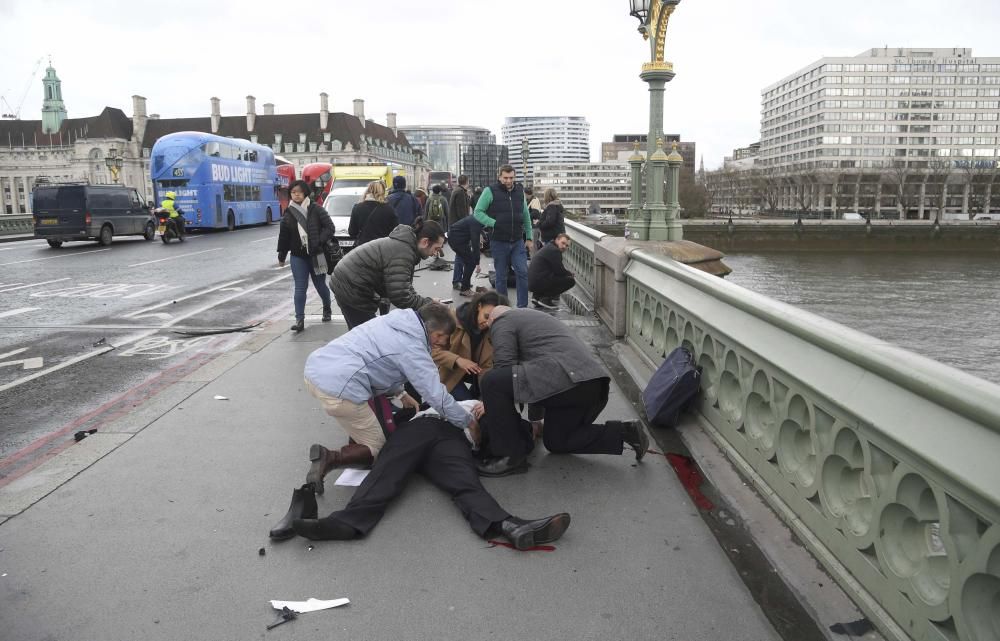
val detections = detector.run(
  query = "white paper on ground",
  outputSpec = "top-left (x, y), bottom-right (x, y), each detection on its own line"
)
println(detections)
top-left (270, 597), bottom-right (350, 613)
top-left (334, 468), bottom-right (370, 486)
top-left (213, 395), bottom-right (229, 400)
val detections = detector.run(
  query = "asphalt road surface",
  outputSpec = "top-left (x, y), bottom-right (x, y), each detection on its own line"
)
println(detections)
top-left (0, 223), bottom-right (296, 480)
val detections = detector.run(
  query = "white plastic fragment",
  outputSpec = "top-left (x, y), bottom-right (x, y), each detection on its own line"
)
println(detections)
top-left (213, 395), bottom-right (229, 400)
top-left (270, 598), bottom-right (350, 613)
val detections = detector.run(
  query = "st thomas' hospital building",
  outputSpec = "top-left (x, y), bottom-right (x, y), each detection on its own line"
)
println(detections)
top-left (0, 65), bottom-right (430, 214)
top-left (707, 48), bottom-right (1000, 219)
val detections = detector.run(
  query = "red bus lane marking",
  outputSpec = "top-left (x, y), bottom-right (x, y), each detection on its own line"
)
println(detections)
top-left (0, 342), bottom-right (222, 488)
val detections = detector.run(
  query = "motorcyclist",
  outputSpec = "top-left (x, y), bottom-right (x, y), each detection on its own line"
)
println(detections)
top-left (160, 191), bottom-right (186, 239)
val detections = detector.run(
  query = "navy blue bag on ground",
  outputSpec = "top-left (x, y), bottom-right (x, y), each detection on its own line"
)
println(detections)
top-left (642, 347), bottom-right (702, 428)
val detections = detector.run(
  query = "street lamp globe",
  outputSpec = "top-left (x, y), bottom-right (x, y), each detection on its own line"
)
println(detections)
top-left (628, 0), bottom-right (651, 24)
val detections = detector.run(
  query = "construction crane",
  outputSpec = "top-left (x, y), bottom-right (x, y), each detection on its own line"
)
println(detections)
top-left (1, 57), bottom-right (45, 120)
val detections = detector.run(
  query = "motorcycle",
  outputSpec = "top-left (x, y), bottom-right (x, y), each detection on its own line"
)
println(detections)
top-left (155, 208), bottom-right (185, 243)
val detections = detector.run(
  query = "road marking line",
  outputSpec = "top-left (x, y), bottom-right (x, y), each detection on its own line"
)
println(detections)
top-left (0, 278), bottom-right (70, 293)
top-left (122, 278), bottom-right (248, 317)
top-left (0, 307), bottom-right (39, 319)
top-left (0, 248), bottom-right (110, 266)
top-left (0, 347), bottom-right (28, 359)
top-left (0, 271), bottom-right (291, 393)
top-left (128, 247), bottom-right (223, 267)
top-left (250, 235), bottom-right (278, 244)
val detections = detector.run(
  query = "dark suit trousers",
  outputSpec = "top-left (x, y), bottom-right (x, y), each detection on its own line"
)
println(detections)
top-left (530, 275), bottom-right (575, 299)
top-left (325, 417), bottom-right (510, 537)
top-left (479, 367), bottom-right (535, 459)
top-left (535, 377), bottom-right (624, 455)
top-left (481, 368), bottom-right (624, 457)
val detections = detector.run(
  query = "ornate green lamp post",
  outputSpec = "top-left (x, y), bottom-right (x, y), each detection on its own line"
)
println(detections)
top-left (626, 141), bottom-right (645, 239)
top-left (665, 141), bottom-right (684, 240)
top-left (629, 0), bottom-right (682, 241)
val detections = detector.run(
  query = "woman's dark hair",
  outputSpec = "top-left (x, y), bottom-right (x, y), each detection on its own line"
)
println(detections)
top-left (411, 218), bottom-right (445, 242)
top-left (289, 179), bottom-right (310, 195)
top-left (466, 290), bottom-right (509, 328)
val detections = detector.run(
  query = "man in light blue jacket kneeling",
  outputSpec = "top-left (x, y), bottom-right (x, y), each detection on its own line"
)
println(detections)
top-left (302, 303), bottom-right (479, 494)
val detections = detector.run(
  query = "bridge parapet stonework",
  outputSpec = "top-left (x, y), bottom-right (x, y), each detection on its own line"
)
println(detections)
top-left (564, 220), bottom-right (1000, 641)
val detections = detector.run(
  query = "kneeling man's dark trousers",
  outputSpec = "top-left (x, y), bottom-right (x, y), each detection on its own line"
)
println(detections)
top-left (480, 367), bottom-right (625, 458)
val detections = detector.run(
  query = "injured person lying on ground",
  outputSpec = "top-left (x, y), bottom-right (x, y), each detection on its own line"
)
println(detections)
top-left (270, 406), bottom-right (571, 551)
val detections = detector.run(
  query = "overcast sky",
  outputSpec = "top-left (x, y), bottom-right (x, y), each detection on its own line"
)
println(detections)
top-left (2, 0), bottom-right (999, 169)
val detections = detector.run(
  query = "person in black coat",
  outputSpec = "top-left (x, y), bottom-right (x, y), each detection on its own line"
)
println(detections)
top-left (348, 181), bottom-right (399, 247)
top-left (277, 180), bottom-right (336, 332)
top-left (528, 234), bottom-right (575, 307)
top-left (537, 188), bottom-right (566, 244)
top-left (447, 214), bottom-right (483, 295)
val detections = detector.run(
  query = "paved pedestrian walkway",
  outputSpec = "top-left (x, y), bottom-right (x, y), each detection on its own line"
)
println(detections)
top-left (0, 250), bottom-right (779, 641)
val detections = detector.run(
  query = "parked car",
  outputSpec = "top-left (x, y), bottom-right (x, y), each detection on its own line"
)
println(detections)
top-left (842, 212), bottom-right (865, 221)
top-left (32, 184), bottom-right (156, 248)
top-left (972, 213), bottom-right (1000, 221)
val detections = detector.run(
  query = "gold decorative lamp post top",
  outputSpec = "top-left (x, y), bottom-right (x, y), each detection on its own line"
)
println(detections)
top-left (628, 140), bottom-right (645, 163)
top-left (629, 0), bottom-right (680, 73)
top-left (650, 137), bottom-right (670, 162)
top-left (667, 141), bottom-right (684, 163)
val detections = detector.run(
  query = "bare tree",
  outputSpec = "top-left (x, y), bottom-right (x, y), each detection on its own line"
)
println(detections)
top-left (959, 160), bottom-right (1000, 215)
top-left (926, 160), bottom-right (953, 219)
top-left (791, 170), bottom-right (818, 215)
top-left (882, 162), bottom-right (921, 219)
top-left (751, 169), bottom-right (780, 215)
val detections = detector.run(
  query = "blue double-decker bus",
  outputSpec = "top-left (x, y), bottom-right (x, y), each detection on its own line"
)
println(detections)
top-left (150, 131), bottom-right (281, 230)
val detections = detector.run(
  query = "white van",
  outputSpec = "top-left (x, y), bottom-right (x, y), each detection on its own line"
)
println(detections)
top-left (842, 212), bottom-right (864, 221)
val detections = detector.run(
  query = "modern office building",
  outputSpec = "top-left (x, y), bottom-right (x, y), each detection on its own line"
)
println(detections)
top-left (501, 116), bottom-right (590, 185)
top-left (461, 144), bottom-right (509, 190)
top-left (533, 162), bottom-right (631, 217)
top-left (759, 47), bottom-right (1000, 217)
top-left (396, 125), bottom-right (494, 177)
top-left (601, 134), bottom-right (697, 182)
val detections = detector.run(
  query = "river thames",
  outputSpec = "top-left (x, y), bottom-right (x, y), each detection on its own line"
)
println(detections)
top-left (721, 252), bottom-right (1000, 384)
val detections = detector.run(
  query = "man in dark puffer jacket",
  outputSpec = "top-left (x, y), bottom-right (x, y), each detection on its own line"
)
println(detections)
top-left (330, 221), bottom-right (446, 329)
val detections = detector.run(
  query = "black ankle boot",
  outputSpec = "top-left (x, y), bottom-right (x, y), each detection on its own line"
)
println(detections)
top-left (322, 307), bottom-right (333, 322)
top-left (290, 318), bottom-right (304, 332)
top-left (269, 484), bottom-right (318, 540)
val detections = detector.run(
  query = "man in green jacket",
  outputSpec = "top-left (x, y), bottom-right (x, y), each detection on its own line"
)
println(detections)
top-left (473, 165), bottom-right (533, 307)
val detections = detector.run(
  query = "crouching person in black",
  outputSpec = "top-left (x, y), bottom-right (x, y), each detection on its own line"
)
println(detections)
top-left (291, 412), bottom-right (571, 550)
top-left (475, 306), bottom-right (649, 476)
top-left (528, 233), bottom-right (575, 309)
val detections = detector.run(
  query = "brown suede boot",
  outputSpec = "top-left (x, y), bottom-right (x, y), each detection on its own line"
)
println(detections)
top-left (305, 443), bottom-right (374, 495)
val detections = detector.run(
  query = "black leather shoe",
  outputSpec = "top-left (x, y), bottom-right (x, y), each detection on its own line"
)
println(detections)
top-left (615, 420), bottom-right (648, 461)
top-left (290, 319), bottom-right (304, 332)
top-left (292, 516), bottom-right (360, 541)
top-left (321, 307), bottom-right (333, 322)
top-left (477, 456), bottom-right (529, 477)
top-left (500, 513), bottom-right (571, 550)
top-left (269, 484), bottom-right (318, 540)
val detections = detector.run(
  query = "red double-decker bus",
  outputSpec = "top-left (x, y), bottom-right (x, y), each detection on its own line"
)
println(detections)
top-left (302, 162), bottom-right (333, 205)
top-left (275, 156), bottom-right (295, 215)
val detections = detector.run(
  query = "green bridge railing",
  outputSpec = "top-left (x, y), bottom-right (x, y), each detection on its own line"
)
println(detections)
top-left (564, 218), bottom-right (1000, 641)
